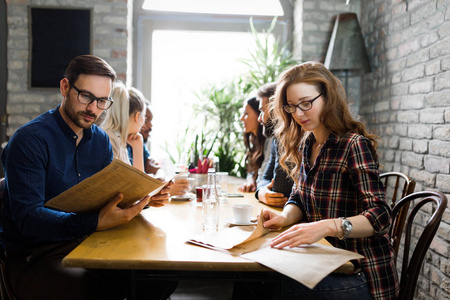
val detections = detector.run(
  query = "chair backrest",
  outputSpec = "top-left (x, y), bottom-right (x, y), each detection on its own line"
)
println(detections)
top-left (380, 172), bottom-right (416, 259)
top-left (389, 191), bottom-right (447, 300)
top-left (380, 172), bottom-right (416, 208)
top-left (0, 177), bottom-right (18, 300)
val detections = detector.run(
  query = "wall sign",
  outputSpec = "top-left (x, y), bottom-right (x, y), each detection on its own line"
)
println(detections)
top-left (29, 7), bottom-right (91, 88)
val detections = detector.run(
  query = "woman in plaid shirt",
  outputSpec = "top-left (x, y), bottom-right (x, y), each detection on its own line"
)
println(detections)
top-left (263, 62), bottom-right (398, 300)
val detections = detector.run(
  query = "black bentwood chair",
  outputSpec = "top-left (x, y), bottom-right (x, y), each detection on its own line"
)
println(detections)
top-left (380, 172), bottom-right (416, 260)
top-left (0, 177), bottom-right (18, 300)
top-left (389, 191), bottom-right (447, 300)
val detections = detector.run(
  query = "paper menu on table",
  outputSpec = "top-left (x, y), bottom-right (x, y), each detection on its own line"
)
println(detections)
top-left (187, 210), bottom-right (363, 289)
top-left (242, 242), bottom-right (363, 289)
top-left (187, 210), bottom-right (269, 250)
top-left (45, 159), bottom-right (173, 213)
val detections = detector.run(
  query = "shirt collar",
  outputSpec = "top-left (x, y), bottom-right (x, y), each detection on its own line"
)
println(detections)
top-left (305, 132), bottom-right (341, 148)
top-left (51, 104), bottom-right (93, 142)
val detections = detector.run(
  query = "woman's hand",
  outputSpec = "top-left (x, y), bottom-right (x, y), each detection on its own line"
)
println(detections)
top-left (127, 133), bottom-right (144, 149)
top-left (238, 182), bottom-right (256, 192)
top-left (261, 210), bottom-right (288, 231)
top-left (270, 220), bottom-right (333, 249)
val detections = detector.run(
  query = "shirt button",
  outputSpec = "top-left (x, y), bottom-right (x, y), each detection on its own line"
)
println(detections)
top-left (78, 173), bottom-right (81, 177)
top-left (73, 135), bottom-right (77, 139)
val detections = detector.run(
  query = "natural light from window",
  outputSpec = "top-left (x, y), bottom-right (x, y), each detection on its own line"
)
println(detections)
top-left (142, 0), bottom-right (284, 16)
top-left (150, 30), bottom-right (273, 175)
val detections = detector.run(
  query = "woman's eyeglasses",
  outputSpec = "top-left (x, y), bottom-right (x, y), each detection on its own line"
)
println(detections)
top-left (283, 92), bottom-right (323, 114)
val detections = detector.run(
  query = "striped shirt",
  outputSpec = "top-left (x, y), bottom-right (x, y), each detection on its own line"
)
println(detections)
top-left (287, 132), bottom-right (399, 300)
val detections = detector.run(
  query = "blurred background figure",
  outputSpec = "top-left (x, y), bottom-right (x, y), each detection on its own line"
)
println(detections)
top-left (130, 90), bottom-right (190, 196)
top-left (131, 91), bottom-right (160, 175)
top-left (255, 82), bottom-right (294, 207)
top-left (101, 81), bottom-right (145, 172)
top-left (238, 96), bottom-right (269, 192)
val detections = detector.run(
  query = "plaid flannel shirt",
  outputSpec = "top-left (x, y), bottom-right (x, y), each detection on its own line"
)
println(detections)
top-left (287, 132), bottom-right (399, 300)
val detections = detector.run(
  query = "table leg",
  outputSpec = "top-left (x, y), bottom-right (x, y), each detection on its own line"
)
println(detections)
top-left (130, 270), bottom-right (136, 300)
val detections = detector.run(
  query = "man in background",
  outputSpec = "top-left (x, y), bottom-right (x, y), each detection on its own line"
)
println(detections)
top-left (254, 82), bottom-right (294, 207)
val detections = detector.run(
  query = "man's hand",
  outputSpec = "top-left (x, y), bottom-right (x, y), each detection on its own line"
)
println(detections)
top-left (169, 179), bottom-right (190, 196)
top-left (148, 181), bottom-right (173, 207)
top-left (258, 180), bottom-right (287, 207)
top-left (97, 193), bottom-right (149, 231)
top-left (145, 158), bottom-right (160, 175)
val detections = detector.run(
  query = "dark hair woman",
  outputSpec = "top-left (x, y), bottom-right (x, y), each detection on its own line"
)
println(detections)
top-left (238, 96), bottom-right (267, 192)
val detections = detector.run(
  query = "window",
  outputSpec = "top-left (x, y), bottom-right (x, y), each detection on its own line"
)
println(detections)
top-left (134, 4), bottom-right (291, 175)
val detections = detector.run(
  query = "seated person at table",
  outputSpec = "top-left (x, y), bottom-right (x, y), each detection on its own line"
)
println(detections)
top-left (101, 81), bottom-right (146, 172)
top-left (0, 55), bottom-right (175, 300)
top-left (129, 91), bottom-right (190, 196)
top-left (135, 96), bottom-right (160, 175)
top-left (238, 97), bottom-right (269, 192)
top-left (255, 82), bottom-right (294, 207)
top-left (263, 62), bottom-right (398, 299)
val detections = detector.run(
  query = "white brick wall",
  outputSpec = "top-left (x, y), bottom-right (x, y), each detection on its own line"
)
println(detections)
top-left (360, 1), bottom-right (450, 298)
top-left (6, 0), bottom-right (129, 137)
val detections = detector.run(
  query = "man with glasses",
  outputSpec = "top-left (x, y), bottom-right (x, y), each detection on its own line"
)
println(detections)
top-left (1, 55), bottom-right (174, 300)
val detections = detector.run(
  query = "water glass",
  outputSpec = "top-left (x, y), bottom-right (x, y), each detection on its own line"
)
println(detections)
top-left (216, 172), bottom-right (228, 203)
top-left (202, 185), bottom-right (219, 232)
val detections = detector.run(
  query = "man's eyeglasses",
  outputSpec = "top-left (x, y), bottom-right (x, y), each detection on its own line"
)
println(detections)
top-left (71, 85), bottom-right (114, 110)
top-left (283, 92), bottom-right (323, 114)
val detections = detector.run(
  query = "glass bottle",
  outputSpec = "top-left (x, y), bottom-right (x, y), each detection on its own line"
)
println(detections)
top-left (202, 168), bottom-right (220, 232)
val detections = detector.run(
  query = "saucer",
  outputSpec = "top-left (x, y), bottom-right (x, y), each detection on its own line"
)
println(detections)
top-left (224, 217), bottom-right (257, 226)
top-left (171, 193), bottom-right (194, 201)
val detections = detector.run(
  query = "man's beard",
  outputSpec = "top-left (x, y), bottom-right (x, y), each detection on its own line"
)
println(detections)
top-left (63, 101), bottom-right (98, 130)
top-left (262, 117), bottom-right (274, 138)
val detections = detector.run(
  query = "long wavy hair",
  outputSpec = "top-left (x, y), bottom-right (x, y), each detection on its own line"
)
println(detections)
top-left (273, 61), bottom-right (379, 182)
top-left (243, 97), bottom-right (266, 178)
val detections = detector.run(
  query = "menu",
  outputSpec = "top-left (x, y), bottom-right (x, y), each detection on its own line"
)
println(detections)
top-left (188, 211), bottom-right (364, 289)
top-left (45, 159), bottom-right (172, 213)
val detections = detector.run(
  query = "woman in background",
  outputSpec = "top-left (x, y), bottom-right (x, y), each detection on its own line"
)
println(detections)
top-left (101, 81), bottom-right (146, 172)
top-left (238, 97), bottom-right (268, 192)
top-left (263, 61), bottom-right (398, 300)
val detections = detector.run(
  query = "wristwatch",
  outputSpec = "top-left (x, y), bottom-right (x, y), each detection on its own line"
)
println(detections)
top-left (339, 217), bottom-right (353, 240)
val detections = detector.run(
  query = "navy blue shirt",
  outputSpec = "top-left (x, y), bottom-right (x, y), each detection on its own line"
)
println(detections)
top-left (255, 139), bottom-right (294, 199)
top-left (1, 105), bottom-right (113, 252)
top-left (127, 144), bottom-right (151, 167)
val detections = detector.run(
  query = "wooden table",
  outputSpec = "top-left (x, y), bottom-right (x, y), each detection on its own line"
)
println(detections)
top-left (63, 180), bottom-right (354, 300)
top-left (63, 182), bottom-right (282, 272)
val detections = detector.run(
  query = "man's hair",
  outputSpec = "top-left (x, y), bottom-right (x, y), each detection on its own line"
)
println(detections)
top-left (257, 82), bottom-right (277, 99)
top-left (65, 55), bottom-right (116, 85)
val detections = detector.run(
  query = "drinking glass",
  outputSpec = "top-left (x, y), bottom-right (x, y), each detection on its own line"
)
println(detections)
top-left (216, 172), bottom-right (228, 203)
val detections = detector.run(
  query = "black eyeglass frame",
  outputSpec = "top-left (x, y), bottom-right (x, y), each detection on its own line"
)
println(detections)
top-left (283, 92), bottom-right (323, 114)
top-left (71, 84), bottom-right (114, 110)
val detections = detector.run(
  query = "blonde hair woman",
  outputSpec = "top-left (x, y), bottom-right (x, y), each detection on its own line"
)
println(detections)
top-left (101, 81), bottom-right (146, 172)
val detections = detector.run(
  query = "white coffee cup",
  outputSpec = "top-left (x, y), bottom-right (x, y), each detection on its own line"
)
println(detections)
top-left (232, 204), bottom-right (254, 224)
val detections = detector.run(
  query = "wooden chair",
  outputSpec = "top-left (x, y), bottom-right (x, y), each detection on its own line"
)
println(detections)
top-left (0, 177), bottom-right (18, 300)
top-left (389, 191), bottom-right (447, 300)
top-left (380, 172), bottom-right (416, 259)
